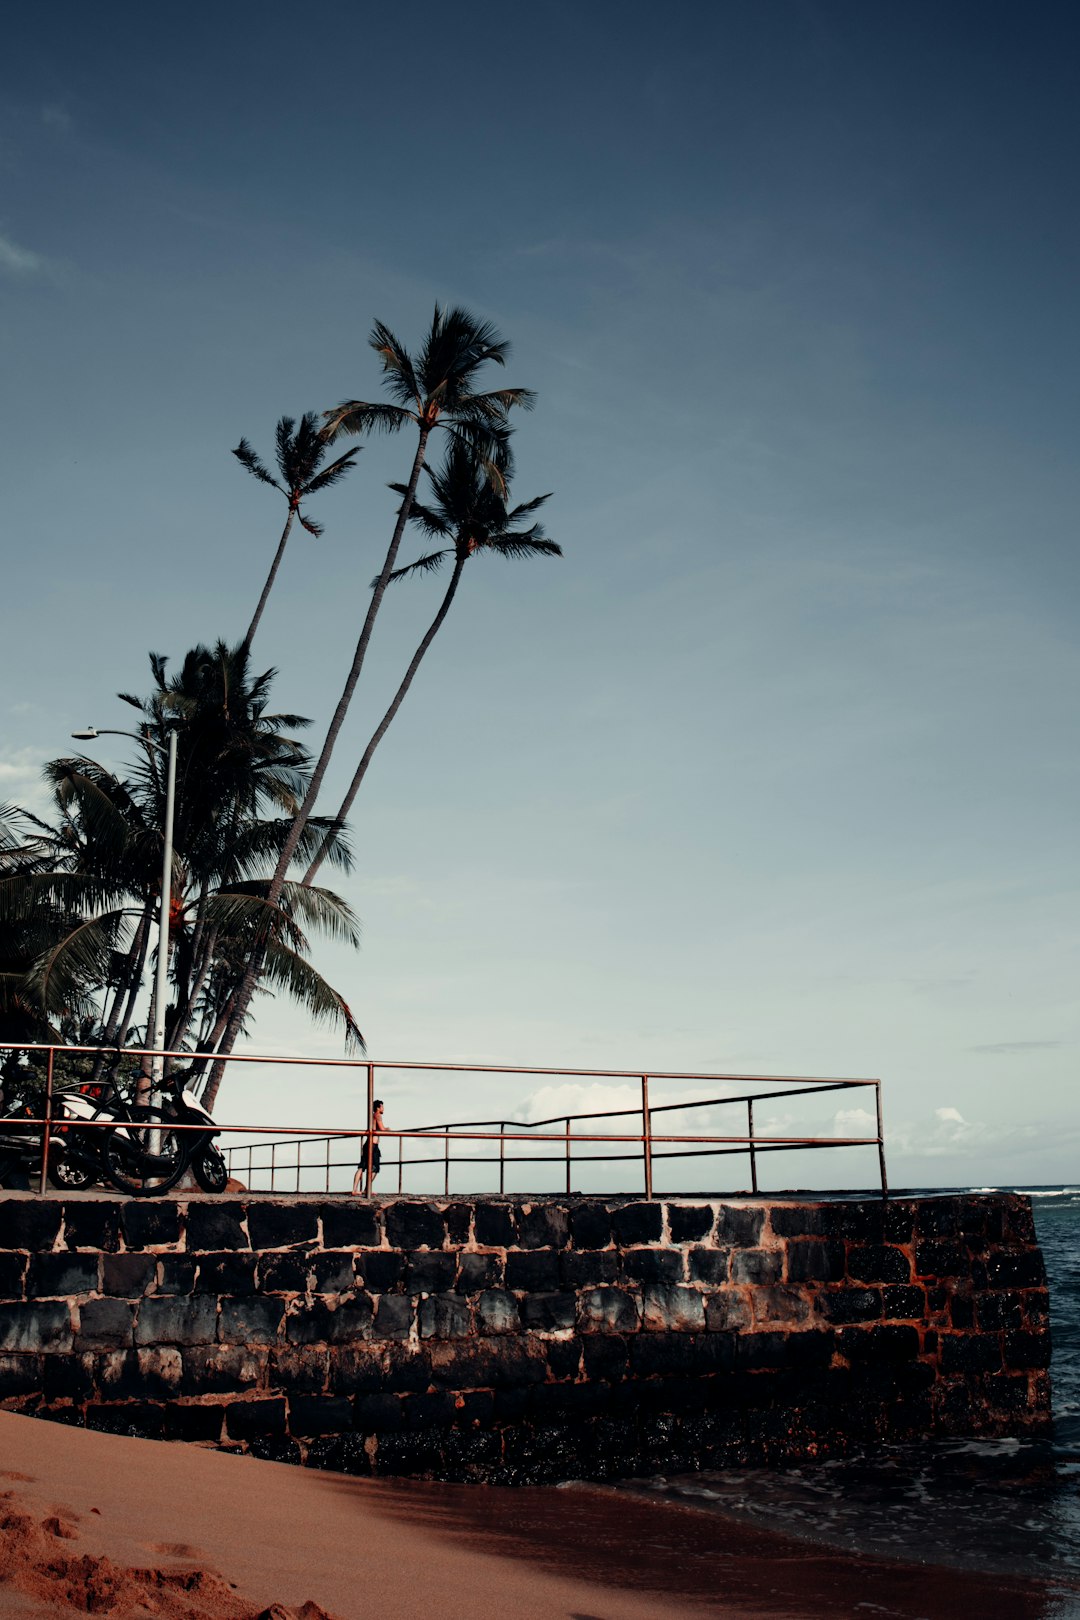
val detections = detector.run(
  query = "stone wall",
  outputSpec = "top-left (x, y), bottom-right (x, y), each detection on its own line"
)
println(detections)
top-left (0, 1192), bottom-right (1051, 1482)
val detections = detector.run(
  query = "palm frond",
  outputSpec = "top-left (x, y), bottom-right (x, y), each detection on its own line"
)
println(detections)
top-left (298, 513), bottom-right (324, 538)
top-left (301, 446), bottom-right (361, 496)
top-left (323, 400), bottom-right (413, 440)
top-left (233, 439), bottom-right (281, 490)
top-left (382, 549), bottom-right (450, 585)
top-left (258, 939), bottom-right (365, 1052)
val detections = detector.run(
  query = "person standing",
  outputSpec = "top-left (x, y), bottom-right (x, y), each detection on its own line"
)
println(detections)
top-left (352, 1098), bottom-right (384, 1196)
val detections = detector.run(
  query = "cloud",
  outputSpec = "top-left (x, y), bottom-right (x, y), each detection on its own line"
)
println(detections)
top-left (970, 1040), bottom-right (1062, 1055)
top-left (0, 233), bottom-right (46, 277)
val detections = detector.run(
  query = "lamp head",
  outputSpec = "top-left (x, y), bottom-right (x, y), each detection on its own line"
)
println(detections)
top-left (70, 728), bottom-right (99, 741)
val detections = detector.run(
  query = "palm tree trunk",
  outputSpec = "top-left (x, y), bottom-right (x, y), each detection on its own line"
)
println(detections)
top-left (243, 508), bottom-right (297, 652)
top-left (206, 426), bottom-right (433, 1096)
top-left (92, 905), bottom-right (152, 1080)
top-left (302, 553), bottom-right (466, 885)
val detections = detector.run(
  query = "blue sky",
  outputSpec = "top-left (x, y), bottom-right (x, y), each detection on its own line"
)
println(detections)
top-left (2, 2), bottom-right (1078, 1188)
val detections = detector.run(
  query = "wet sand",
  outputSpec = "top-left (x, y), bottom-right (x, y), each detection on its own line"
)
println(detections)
top-left (0, 1411), bottom-right (1073, 1619)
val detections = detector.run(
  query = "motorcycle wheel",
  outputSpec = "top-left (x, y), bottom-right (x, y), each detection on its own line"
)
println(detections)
top-left (192, 1144), bottom-right (228, 1193)
top-left (47, 1152), bottom-right (98, 1191)
top-left (100, 1109), bottom-right (186, 1197)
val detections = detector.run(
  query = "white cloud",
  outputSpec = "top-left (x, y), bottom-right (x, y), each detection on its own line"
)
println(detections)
top-left (0, 233), bottom-right (46, 277)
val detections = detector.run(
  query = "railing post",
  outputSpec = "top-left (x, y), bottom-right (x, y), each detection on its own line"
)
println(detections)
top-left (747, 1098), bottom-right (758, 1194)
top-left (325, 1133), bottom-right (331, 1194)
top-left (498, 1121), bottom-right (505, 1195)
top-left (270, 1140), bottom-right (276, 1195)
top-left (642, 1075), bottom-right (653, 1199)
top-left (875, 1080), bottom-right (888, 1197)
top-left (365, 1062), bottom-right (375, 1195)
top-left (565, 1116), bottom-right (572, 1196)
top-left (444, 1125), bottom-right (450, 1197)
top-left (37, 1047), bottom-right (55, 1196)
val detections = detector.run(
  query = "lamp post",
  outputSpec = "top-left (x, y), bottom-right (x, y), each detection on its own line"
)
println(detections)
top-left (71, 725), bottom-right (178, 1096)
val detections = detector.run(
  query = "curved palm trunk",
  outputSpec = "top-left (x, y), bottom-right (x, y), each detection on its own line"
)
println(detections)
top-left (302, 554), bottom-right (466, 886)
top-left (243, 508), bottom-right (297, 652)
top-left (92, 904), bottom-right (152, 1080)
top-left (207, 425), bottom-right (433, 1093)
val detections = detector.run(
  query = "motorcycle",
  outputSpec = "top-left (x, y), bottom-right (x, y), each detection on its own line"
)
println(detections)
top-left (0, 1074), bottom-right (184, 1196)
top-left (152, 1072), bottom-right (228, 1194)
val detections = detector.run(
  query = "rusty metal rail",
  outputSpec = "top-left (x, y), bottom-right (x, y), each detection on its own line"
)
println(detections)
top-left (0, 1044), bottom-right (888, 1198)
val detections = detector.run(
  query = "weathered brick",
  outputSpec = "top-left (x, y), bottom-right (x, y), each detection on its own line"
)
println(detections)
top-left (101, 1253), bottom-right (157, 1296)
top-left (560, 1249), bottom-right (618, 1288)
top-left (156, 1255), bottom-right (197, 1294)
top-left (705, 1291), bottom-right (752, 1331)
top-left (218, 1296), bottom-right (284, 1345)
top-left (406, 1251), bottom-right (458, 1294)
top-left (288, 1394), bottom-right (353, 1435)
top-left (611, 1203), bottom-right (663, 1245)
top-left (986, 1251), bottom-right (1046, 1289)
top-left (285, 1294), bottom-right (373, 1345)
top-left (882, 1286), bottom-right (926, 1320)
top-left (577, 1287), bottom-right (640, 1333)
top-left (818, 1287), bottom-right (881, 1325)
top-left (319, 1202), bottom-right (380, 1248)
top-left (193, 1253), bottom-right (258, 1295)
top-left (546, 1338), bottom-right (581, 1380)
top-left (269, 1346), bottom-right (328, 1393)
top-left (418, 1293), bottom-right (472, 1339)
top-left (120, 1203), bottom-right (181, 1249)
top-left (666, 1204), bottom-right (714, 1243)
top-left (257, 1252), bottom-right (312, 1293)
top-left (582, 1334), bottom-right (628, 1379)
top-left (915, 1242), bottom-right (968, 1279)
top-left (354, 1392), bottom-right (405, 1431)
top-left (385, 1203), bottom-right (444, 1251)
top-left (135, 1296), bottom-right (217, 1347)
top-left (0, 1253), bottom-right (27, 1296)
top-left (977, 1291), bottom-right (1024, 1332)
top-left (164, 1402), bottom-right (225, 1442)
top-left (0, 1352), bottom-right (43, 1397)
top-left (457, 1252), bottom-right (503, 1291)
top-left (74, 1298), bottom-right (130, 1349)
top-left (225, 1397), bottom-right (286, 1439)
top-left (86, 1402), bottom-right (165, 1438)
top-left (445, 1203), bottom-right (472, 1245)
top-left (642, 1286), bottom-right (706, 1333)
top-left (353, 1250), bottom-right (402, 1293)
top-left (1004, 1330), bottom-right (1051, 1369)
top-left (505, 1250), bottom-right (560, 1291)
top-left (0, 1200), bottom-right (62, 1250)
top-left (329, 1344), bottom-right (391, 1394)
top-left (43, 1351), bottom-right (94, 1401)
top-left (730, 1249), bottom-right (782, 1285)
top-left (839, 1325), bottom-right (919, 1363)
top-left (475, 1290), bottom-right (520, 1335)
top-left (786, 1241), bottom-right (846, 1283)
top-left (63, 1202), bottom-right (121, 1252)
top-left (247, 1203), bottom-right (319, 1249)
top-left (306, 1252), bottom-right (356, 1294)
top-left (940, 1334), bottom-right (1003, 1374)
top-left (373, 1295), bottom-right (413, 1340)
top-left (184, 1203), bottom-right (248, 1252)
top-left (97, 1347), bottom-right (183, 1398)
top-left (622, 1248), bottom-right (683, 1284)
top-left (29, 1252), bottom-right (99, 1297)
top-left (848, 1245), bottom-right (912, 1284)
top-left (521, 1292), bottom-right (576, 1331)
top-left (569, 1202), bottom-right (611, 1249)
top-left (752, 1287), bottom-right (811, 1327)
top-left (688, 1247), bottom-right (729, 1284)
top-left (715, 1206), bottom-right (765, 1246)
top-left (474, 1204), bottom-right (517, 1247)
top-left (517, 1205), bottom-right (569, 1251)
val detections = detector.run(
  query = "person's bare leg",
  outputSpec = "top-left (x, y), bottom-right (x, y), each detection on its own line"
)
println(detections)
top-left (351, 1166), bottom-right (363, 1196)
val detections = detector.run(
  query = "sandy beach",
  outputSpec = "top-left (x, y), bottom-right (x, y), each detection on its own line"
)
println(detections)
top-left (0, 1411), bottom-right (1070, 1620)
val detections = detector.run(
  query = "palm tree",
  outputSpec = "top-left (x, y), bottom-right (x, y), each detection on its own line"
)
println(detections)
top-left (0, 646), bottom-right (363, 1106)
top-left (212, 307), bottom-right (535, 1073)
top-left (233, 414), bottom-right (360, 650)
top-left (302, 441), bottom-right (559, 884)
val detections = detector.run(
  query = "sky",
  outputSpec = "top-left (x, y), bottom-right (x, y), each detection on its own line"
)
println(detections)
top-left (2, 1), bottom-right (1078, 1190)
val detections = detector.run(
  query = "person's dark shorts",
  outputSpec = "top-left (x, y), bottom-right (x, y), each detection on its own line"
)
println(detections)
top-left (360, 1141), bottom-right (381, 1172)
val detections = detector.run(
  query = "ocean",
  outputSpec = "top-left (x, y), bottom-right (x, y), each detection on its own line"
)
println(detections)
top-left (630, 1187), bottom-right (1080, 1606)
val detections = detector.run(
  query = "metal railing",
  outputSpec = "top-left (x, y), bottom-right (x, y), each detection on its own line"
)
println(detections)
top-left (0, 1045), bottom-right (887, 1198)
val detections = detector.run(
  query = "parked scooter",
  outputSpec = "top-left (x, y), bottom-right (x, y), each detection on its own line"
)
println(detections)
top-left (0, 1074), bottom-right (183, 1195)
top-left (133, 1071), bottom-right (227, 1194)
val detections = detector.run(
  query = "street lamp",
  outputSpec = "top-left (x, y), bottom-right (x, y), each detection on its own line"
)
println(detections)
top-left (71, 725), bottom-right (178, 1096)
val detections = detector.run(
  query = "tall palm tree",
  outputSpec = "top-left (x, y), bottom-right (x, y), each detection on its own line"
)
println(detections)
top-left (212, 307), bottom-right (535, 1073)
top-left (302, 441), bottom-right (559, 885)
top-left (233, 413), bottom-right (360, 650)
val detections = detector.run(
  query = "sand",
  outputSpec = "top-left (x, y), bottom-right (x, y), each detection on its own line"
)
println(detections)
top-left (0, 1411), bottom-right (1071, 1619)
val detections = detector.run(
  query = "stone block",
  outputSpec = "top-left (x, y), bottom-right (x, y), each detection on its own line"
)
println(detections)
top-left (385, 1202), bottom-right (444, 1251)
top-left (569, 1202), bottom-right (611, 1249)
top-left (546, 1337), bottom-right (582, 1380)
top-left (839, 1325), bottom-right (920, 1363)
top-left (445, 1203), bottom-right (472, 1245)
top-left (428, 1337), bottom-right (546, 1390)
top-left (642, 1285), bottom-right (706, 1333)
top-left (86, 1402), bottom-right (165, 1438)
top-left (285, 1294), bottom-right (373, 1345)
top-left (329, 1345), bottom-right (390, 1395)
top-left (940, 1334), bottom-right (1003, 1374)
top-left (505, 1250), bottom-right (559, 1291)
top-left (373, 1295), bottom-right (413, 1341)
top-left (705, 1291), bottom-right (752, 1331)
top-left (622, 1247), bottom-right (683, 1284)
top-left (475, 1289), bottom-right (520, 1335)
top-left (135, 1295), bottom-right (217, 1347)
top-left (269, 1346), bottom-right (328, 1393)
top-left (986, 1251), bottom-right (1046, 1289)
top-left (473, 1203), bottom-right (517, 1247)
top-left (319, 1202), bottom-right (380, 1249)
top-left (949, 1293), bottom-right (975, 1330)
top-left (225, 1396), bottom-right (286, 1439)
top-left (916, 1199), bottom-right (962, 1239)
top-left (560, 1249), bottom-right (618, 1288)
top-left (457, 1252), bottom-right (503, 1291)
top-left (581, 1334), bottom-right (628, 1379)
top-left (521, 1292), bottom-right (576, 1331)
top-left (247, 1203), bottom-right (319, 1249)
top-left (406, 1251), bottom-right (458, 1294)
top-left (402, 1390), bottom-right (458, 1428)
top-left (154, 1255), bottom-right (197, 1294)
top-left (915, 1241), bottom-right (968, 1279)
top-left (306, 1252), bottom-right (356, 1294)
top-left (217, 1296), bottom-right (284, 1346)
top-left (0, 1352), bottom-right (43, 1396)
top-left (517, 1205), bottom-right (569, 1251)
top-left (1, 1200), bottom-right (62, 1250)
top-left (352, 1392), bottom-right (405, 1432)
top-left (611, 1203), bottom-right (663, 1245)
top-left (288, 1394), bottom-right (354, 1435)
top-left (43, 1351), bottom-right (94, 1401)
top-left (185, 1202), bottom-right (248, 1252)
top-left (1003, 1330), bottom-right (1051, 1370)
top-left (101, 1254), bottom-right (157, 1297)
top-left (164, 1402), bottom-right (226, 1442)
top-left (97, 1347), bottom-right (183, 1399)
top-left (74, 1298), bottom-right (130, 1349)
top-left (786, 1240), bottom-right (846, 1283)
top-left (882, 1286), bottom-right (926, 1320)
top-left (418, 1293), bottom-right (472, 1340)
top-left (195, 1253), bottom-right (259, 1295)
top-left (356, 1250), bottom-right (403, 1293)
top-left (715, 1205), bottom-right (765, 1246)
top-left (730, 1249), bottom-right (782, 1285)
top-left (63, 1202), bottom-right (121, 1253)
top-left (818, 1287), bottom-right (881, 1325)
top-left (977, 1291), bottom-right (1024, 1332)
top-left (0, 1253), bottom-right (27, 1297)
top-left (736, 1330), bottom-right (831, 1371)
top-left (688, 1248), bottom-right (729, 1284)
top-left (751, 1286), bottom-right (812, 1327)
top-left (306, 1431), bottom-right (372, 1475)
top-left (120, 1203), bottom-right (181, 1249)
top-left (257, 1251), bottom-right (312, 1293)
top-left (848, 1245), bottom-right (912, 1284)
top-left (28, 1252), bottom-right (99, 1297)
top-left (577, 1287), bottom-right (640, 1334)
top-left (666, 1203), bottom-right (714, 1243)
top-left (383, 1346), bottom-right (433, 1392)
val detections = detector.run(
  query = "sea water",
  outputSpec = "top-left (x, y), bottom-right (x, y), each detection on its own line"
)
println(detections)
top-left (630, 1188), bottom-right (1080, 1594)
